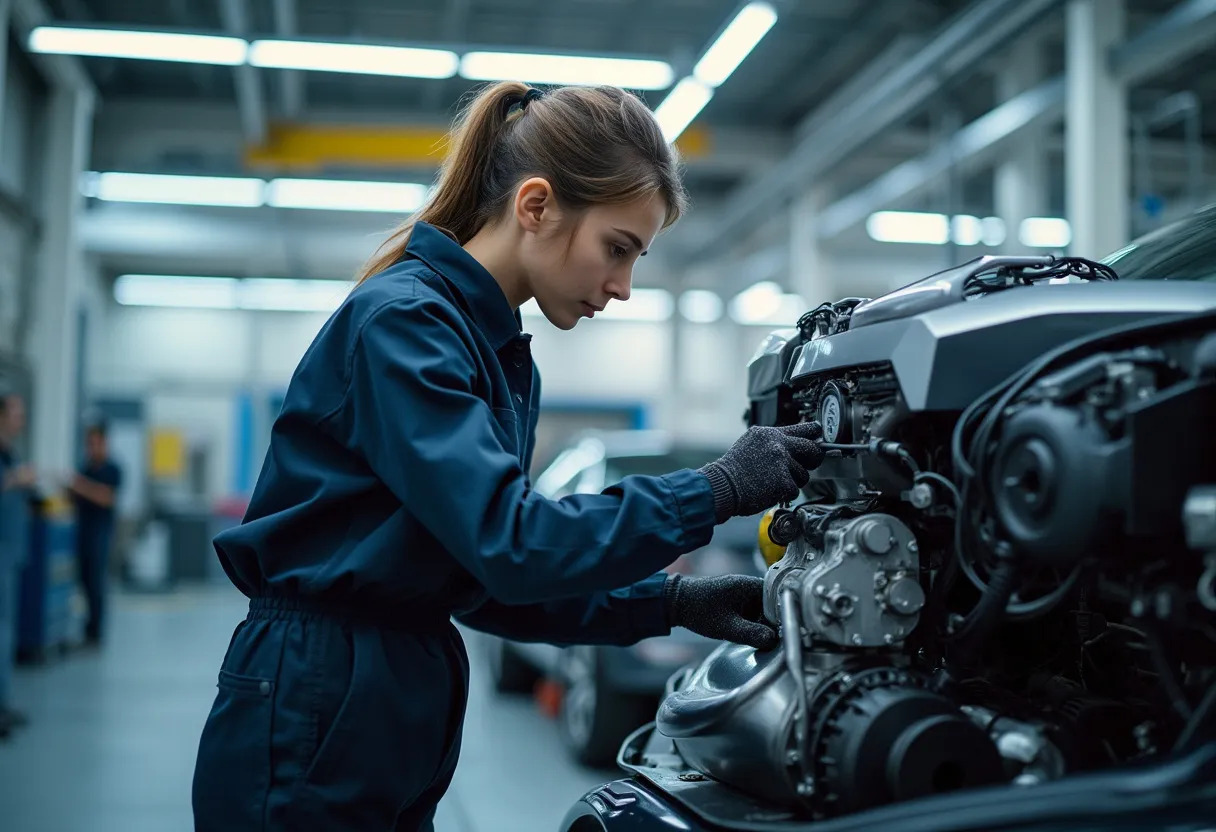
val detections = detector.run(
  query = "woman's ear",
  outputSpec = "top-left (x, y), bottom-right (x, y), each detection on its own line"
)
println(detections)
top-left (514, 177), bottom-right (554, 232)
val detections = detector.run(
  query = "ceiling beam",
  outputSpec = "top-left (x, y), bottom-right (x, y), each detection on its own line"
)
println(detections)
top-left (686, 0), bottom-right (1065, 259)
top-left (813, 0), bottom-right (1216, 242)
top-left (1110, 0), bottom-right (1216, 84)
top-left (424, 0), bottom-right (468, 112)
top-left (815, 78), bottom-right (1066, 240)
top-left (217, 0), bottom-right (268, 145)
top-left (10, 0), bottom-right (95, 94)
top-left (271, 0), bottom-right (304, 118)
top-left (88, 99), bottom-right (787, 177)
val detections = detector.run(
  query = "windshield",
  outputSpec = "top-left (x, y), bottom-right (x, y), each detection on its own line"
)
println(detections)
top-left (1104, 206), bottom-right (1216, 282)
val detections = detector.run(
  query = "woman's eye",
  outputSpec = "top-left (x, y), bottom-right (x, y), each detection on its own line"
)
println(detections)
top-left (610, 244), bottom-right (628, 259)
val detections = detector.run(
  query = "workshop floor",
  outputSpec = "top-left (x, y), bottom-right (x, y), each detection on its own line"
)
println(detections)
top-left (0, 584), bottom-right (608, 831)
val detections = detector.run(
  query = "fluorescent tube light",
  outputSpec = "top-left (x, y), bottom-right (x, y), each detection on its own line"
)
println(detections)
top-left (679, 290), bottom-right (724, 323)
top-left (266, 179), bottom-right (428, 213)
top-left (694, 2), bottom-right (778, 87)
top-left (1019, 217), bottom-right (1072, 248)
top-left (115, 275), bottom-right (241, 309)
top-left (115, 275), bottom-right (355, 312)
top-left (85, 172), bottom-right (265, 207)
top-left (654, 77), bottom-right (714, 143)
top-left (249, 39), bottom-right (458, 78)
top-left (981, 216), bottom-right (1007, 247)
top-left (866, 211), bottom-right (950, 245)
top-left (950, 215), bottom-right (982, 246)
top-left (460, 51), bottom-right (673, 89)
top-left (28, 26), bottom-right (247, 65)
top-left (729, 281), bottom-right (805, 325)
top-left (239, 279), bottom-right (353, 312)
top-left (596, 289), bottom-right (674, 322)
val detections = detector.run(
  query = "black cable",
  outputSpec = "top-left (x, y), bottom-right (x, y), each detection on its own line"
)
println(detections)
top-left (950, 556), bottom-right (1019, 668)
top-left (1174, 680), bottom-right (1216, 753)
top-left (1142, 626), bottom-right (1194, 723)
top-left (914, 471), bottom-right (961, 507)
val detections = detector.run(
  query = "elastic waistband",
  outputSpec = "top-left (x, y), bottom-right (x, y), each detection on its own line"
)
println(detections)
top-left (247, 596), bottom-right (453, 633)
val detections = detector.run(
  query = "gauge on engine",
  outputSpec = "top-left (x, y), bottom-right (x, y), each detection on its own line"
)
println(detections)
top-left (819, 382), bottom-right (850, 443)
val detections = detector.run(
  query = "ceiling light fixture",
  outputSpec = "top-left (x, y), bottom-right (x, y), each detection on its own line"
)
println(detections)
top-left (460, 51), bottom-right (674, 89)
top-left (114, 275), bottom-right (242, 309)
top-left (83, 172), bottom-right (265, 208)
top-left (248, 39), bottom-right (458, 78)
top-left (678, 290), bottom-right (724, 323)
top-left (114, 274), bottom-right (354, 312)
top-left (1019, 217), bottom-right (1072, 248)
top-left (653, 78), bottom-right (714, 143)
top-left (693, 2), bottom-right (778, 87)
top-left (265, 178), bottom-right (429, 212)
top-left (865, 211), bottom-right (951, 245)
top-left (729, 281), bottom-right (805, 326)
top-left (950, 214), bottom-right (982, 246)
top-left (28, 26), bottom-right (248, 65)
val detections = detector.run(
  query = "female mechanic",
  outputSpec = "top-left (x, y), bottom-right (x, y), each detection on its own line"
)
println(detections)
top-left (191, 81), bottom-right (825, 831)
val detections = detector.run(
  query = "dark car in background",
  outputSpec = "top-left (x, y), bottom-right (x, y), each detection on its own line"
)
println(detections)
top-left (485, 431), bottom-right (764, 767)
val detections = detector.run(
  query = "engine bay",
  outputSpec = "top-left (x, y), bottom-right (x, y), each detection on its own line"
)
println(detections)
top-left (634, 257), bottom-right (1216, 826)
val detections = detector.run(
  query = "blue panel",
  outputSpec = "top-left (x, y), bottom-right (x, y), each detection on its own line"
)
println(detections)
top-left (233, 392), bottom-right (254, 495)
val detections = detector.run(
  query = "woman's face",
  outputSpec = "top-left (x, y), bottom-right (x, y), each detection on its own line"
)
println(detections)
top-left (521, 189), bottom-right (668, 331)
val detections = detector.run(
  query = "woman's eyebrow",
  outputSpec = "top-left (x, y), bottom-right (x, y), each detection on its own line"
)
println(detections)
top-left (613, 227), bottom-right (647, 255)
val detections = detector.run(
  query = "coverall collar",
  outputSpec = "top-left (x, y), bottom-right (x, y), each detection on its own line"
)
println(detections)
top-left (405, 222), bottom-right (523, 350)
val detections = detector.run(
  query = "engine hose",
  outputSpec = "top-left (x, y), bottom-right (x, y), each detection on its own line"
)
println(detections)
top-left (780, 587), bottom-right (809, 759)
top-left (950, 556), bottom-right (1018, 669)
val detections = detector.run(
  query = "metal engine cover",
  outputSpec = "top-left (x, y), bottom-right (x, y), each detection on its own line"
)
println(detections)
top-left (763, 513), bottom-right (924, 648)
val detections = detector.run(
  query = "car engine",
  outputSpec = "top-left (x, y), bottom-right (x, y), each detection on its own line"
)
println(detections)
top-left (646, 256), bottom-right (1216, 822)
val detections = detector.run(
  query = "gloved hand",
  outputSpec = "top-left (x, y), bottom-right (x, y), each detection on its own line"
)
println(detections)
top-left (699, 422), bottom-right (825, 522)
top-left (665, 574), bottom-right (778, 651)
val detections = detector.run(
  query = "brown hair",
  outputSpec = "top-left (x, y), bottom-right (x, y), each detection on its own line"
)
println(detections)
top-left (355, 81), bottom-right (687, 283)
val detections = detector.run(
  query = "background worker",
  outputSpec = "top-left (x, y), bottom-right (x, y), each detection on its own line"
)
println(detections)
top-left (66, 423), bottom-right (123, 648)
top-left (0, 393), bottom-right (35, 739)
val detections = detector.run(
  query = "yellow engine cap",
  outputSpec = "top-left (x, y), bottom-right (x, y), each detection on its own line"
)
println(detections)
top-left (758, 508), bottom-right (788, 567)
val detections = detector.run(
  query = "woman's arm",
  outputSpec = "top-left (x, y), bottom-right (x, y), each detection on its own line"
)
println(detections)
top-left (454, 573), bottom-right (669, 647)
top-left (67, 474), bottom-right (116, 508)
top-left (328, 294), bottom-right (716, 606)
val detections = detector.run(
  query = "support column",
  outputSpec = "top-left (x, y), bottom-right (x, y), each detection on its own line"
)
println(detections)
top-left (27, 86), bottom-right (94, 473)
top-left (1066, 0), bottom-right (1129, 257)
top-left (996, 36), bottom-right (1048, 253)
top-left (788, 187), bottom-right (832, 306)
top-left (0, 0), bottom-right (11, 142)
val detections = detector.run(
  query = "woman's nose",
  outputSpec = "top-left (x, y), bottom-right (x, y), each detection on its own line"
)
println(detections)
top-left (605, 273), bottom-right (632, 302)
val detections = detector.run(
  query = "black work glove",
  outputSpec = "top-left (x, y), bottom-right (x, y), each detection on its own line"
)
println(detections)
top-left (665, 574), bottom-right (778, 651)
top-left (699, 422), bottom-right (825, 522)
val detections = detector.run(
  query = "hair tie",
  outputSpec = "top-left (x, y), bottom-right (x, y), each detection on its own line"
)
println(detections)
top-left (521, 88), bottom-right (545, 109)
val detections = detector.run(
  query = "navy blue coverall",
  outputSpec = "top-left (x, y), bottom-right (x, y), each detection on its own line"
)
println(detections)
top-left (192, 222), bottom-right (717, 831)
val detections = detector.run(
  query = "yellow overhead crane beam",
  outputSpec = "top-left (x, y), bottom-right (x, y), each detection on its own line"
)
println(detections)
top-left (246, 122), bottom-right (710, 172)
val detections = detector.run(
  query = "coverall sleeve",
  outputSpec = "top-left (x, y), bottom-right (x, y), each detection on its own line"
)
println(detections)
top-left (331, 293), bottom-right (717, 606)
top-left (454, 573), bottom-right (670, 646)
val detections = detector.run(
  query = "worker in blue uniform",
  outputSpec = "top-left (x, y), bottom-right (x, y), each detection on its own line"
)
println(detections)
top-left (66, 422), bottom-right (123, 647)
top-left (192, 81), bottom-right (825, 832)
top-left (0, 393), bottom-right (35, 740)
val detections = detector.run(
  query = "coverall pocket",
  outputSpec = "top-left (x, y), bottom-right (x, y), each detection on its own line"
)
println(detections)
top-left (193, 671), bottom-right (275, 830)
top-left (300, 633), bottom-right (366, 786)
top-left (491, 407), bottom-right (520, 453)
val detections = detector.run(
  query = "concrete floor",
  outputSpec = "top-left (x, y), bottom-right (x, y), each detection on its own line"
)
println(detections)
top-left (0, 584), bottom-right (610, 831)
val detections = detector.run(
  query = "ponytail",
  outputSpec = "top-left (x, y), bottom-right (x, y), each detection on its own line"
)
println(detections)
top-left (355, 81), bottom-right (529, 284)
top-left (356, 80), bottom-right (686, 284)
